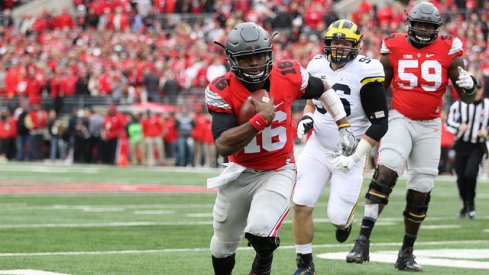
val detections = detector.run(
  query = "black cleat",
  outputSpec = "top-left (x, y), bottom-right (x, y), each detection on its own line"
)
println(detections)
top-left (336, 224), bottom-right (352, 243)
top-left (346, 236), bottom-right (369, 263)
top-left (394, 247), bottom-right (422, 272)
top-left (467, 201), bottom-right (476, 219)
top-left (294, 254), bottom-right (316, 275)
top-left (458, 208), bottom-right (467, 219)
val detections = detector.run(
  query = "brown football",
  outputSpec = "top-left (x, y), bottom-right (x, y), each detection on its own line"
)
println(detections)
top-left (237, 89), bottom-right (270, 125)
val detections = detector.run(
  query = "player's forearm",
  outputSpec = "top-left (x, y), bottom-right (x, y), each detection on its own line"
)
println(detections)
top-left (303, 100), bottom-right (315, 114)
top-left (214, 124), bottom-right (259, 156)
top-left (320, 88), bottom-right (347, 122)
top-left (349, 137), bottom-right (375, 162)
top-left (335, 117), bottom-right (350, 128)
top-left (364, 118), bottom-right (388, 141)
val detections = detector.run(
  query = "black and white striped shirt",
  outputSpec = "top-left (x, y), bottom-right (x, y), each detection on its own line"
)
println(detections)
top-left (446, 98), bottom-right (489, 144)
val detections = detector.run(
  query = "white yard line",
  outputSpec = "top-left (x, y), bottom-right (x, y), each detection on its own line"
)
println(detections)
top-left (0, 204), bottom-right (215, 210)
top-left (133, 210), bottom-right (175, 215)
top-left (0, 240), bottom-right (487, 257)
top-left (0, 270), bottom-right (69, 275)
top-left (318, 249), bottom-right (489, 269)
top-left (0, 216), bottom-right (487, 229)
top-left (0, 221), bottom-right (214, 229)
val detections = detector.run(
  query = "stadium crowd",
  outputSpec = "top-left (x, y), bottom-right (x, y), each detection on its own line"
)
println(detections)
top-left (0, 0), bottom-right (488, 169)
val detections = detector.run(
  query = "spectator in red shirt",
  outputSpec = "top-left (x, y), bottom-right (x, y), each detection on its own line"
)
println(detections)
top-left (28, 103), bottom-right (48, 161)
top-left (0, 108), bottom-right (17, 161)
top-left (5, 64), bottom-right (24, 99)
top-left (192, 107), bottom-right (207, 166)
top-left (163, 111), bottom-right (177, 160)
top-left (201, 113), bottom-right (216, 167)
top-left (101, 104), bottom-right (125, 164)
top-left (141, 110), bottom-right (164, 166)
top-left (56, 7), bottom-right (75, 29)
top-left (107, 6), bottom-right (130, 31)
top-left (24, 65), bottom-right (43, 105)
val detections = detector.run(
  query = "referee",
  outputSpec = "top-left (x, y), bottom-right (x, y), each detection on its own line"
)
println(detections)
top-left (446, 79), bottom-right (485, 219)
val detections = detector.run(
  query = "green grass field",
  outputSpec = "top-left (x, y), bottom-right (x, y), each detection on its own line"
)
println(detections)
top-left (0, 162), bottom-right (488, 275)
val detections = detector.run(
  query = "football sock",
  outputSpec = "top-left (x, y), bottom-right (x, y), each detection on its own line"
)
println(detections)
top-left (212, 254), bottom-right (235, 275)
top-left (402, 233), bottom-right (417, 250)
top-left (359, 218), bottom-right (376, 239)
top-left (297, 253), bottom-right (313, 264)
top-left (295, 243), bottom-right (313, 254)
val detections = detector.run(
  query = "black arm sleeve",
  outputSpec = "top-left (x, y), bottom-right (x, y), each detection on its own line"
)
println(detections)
top-left (211, 112), bottom-right (238, 141)
top-left (301, 75), bottom-right (324, 99)
top-left (360, 81), bottom-right (389, 141)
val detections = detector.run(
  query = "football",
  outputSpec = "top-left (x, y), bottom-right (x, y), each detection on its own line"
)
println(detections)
top-left (237, 89), bottom-right (270, 125)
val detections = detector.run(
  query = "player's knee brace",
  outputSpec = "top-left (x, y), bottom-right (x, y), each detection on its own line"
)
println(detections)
top-left (403, 189), bottom-right (431, 223)
top-left (365, 167), bottom-right (398, 205)
top-left (245, 233), bottom-right (280, 259)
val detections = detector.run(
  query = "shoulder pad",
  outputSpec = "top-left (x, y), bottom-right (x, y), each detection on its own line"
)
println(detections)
top-left (355, 56), bottom-right (385, 85)
top-left (307, 55), bottom-right (328, 74)
top-left (205, 79), bottom-right (232, 114)
top-left (381, 33), bottom-right (405, 54)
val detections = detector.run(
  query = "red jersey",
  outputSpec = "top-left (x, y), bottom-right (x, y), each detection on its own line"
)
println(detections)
top-left (206, 60), bottom-right (307, 170)
top-left (29, 109), bottom-right (48, 130)
top-left (141, 115), bottom-right (163, 137)
top-left (103, 113), bottom-right (125, 140)
top-left (163, 117), bottom-right (177, 143)
top-left (192, 113), bottom-right (207, 142)
top-left (381, 33), bottom-right (463, 120)
top-left (0, 117), bottom-right (17, 139)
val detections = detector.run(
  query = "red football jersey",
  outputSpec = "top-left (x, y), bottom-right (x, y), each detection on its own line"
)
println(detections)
top-left (381, 33), bottom-right (463, 120)
top-left (205, 60), bottom-right (307, 170)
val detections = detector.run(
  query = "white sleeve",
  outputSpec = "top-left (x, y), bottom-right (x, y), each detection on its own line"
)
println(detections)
top-left (449, 37), bottom-right (463, 55)
top-left (205, 86), bottom-right (231, 112)
top-left (306, 55), bottom-right (323, 77)
top-left (380, 40), bottom-right (390, 54)
top-left (300, 65), bottom-right (309, 91)
top-left (360, 58), bottom-right (385, 86)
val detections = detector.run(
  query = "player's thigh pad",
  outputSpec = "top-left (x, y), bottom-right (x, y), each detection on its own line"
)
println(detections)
top-left (246, 163), bottom-right (296, 237)
top-left (211, 173), bottom-right (255, 257)
top-left (378, 110), bottom-right (413, 175)
top-left (406, 119), bottom-right (441, 192)
top-left (328, 157), bottom-right (366, 226)
top-left (293, 135), bottom-right (332, 207)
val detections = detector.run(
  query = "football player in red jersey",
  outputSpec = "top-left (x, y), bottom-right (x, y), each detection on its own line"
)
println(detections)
top-left (206, 22), bottom-right (357, 275)
top-left (346, 2), bottom-right (477, 272)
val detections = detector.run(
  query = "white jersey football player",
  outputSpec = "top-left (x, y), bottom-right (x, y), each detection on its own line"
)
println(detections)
top-left (292, 19), bottom-right (389, 275)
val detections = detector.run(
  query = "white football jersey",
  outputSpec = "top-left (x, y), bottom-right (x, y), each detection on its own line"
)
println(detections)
top-left (306, 54), bottom-right (385, 152)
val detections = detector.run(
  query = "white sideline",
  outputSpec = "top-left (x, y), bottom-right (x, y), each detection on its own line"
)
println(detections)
top-left (0, 240), bottom-right (487, 257)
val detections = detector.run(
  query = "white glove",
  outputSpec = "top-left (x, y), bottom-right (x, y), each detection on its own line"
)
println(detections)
top-left (456, 66), bottom-right (474, 91)
top-left (297, 113), bottom-right (314, 139)
top-left (338, 126), bottom-right (357, 156)
top-left (332, 155), bottom-right (356, 172)
top-left (332, 139), bottom-right (373, 172)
